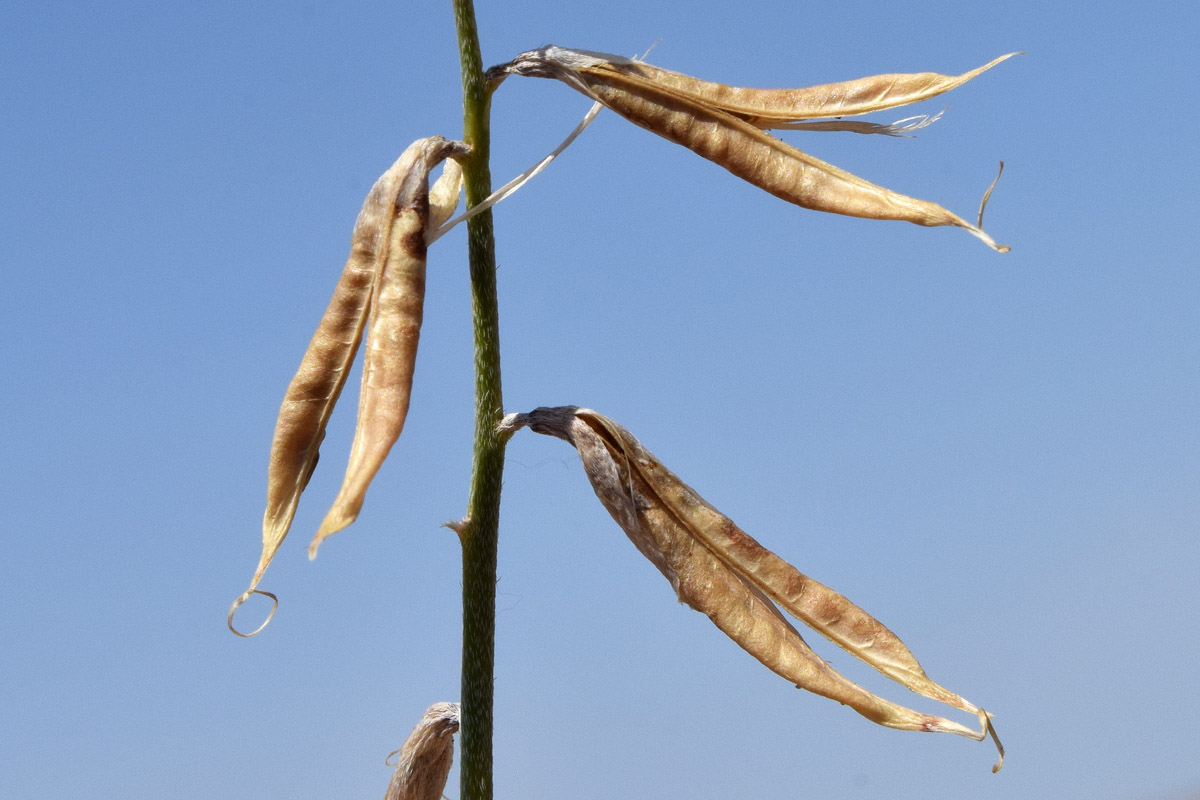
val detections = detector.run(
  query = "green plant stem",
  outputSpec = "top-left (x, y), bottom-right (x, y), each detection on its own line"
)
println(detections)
top-left (452, 3), bottom-right (503, 800)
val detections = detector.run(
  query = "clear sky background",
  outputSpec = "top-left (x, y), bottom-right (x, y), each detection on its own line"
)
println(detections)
top-left (3, 2), bottom-right (1198, 798)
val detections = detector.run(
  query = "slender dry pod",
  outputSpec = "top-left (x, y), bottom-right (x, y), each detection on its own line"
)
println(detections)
top-left (489, 47), bottom-right (1011, 251)
top-left (502, 406), bottom-right (1002, 769)
top-left (228, 137), bottom-right (466, 635)
top-left (310, 137), bottom-right (469, 558)
top-left (384, 702), bottom-right (460, 800)
top-left (550, 46), bottom-right (1019, 127)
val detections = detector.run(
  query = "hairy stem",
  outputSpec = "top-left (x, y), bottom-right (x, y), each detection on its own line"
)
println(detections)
top-left (452, 3), bottom-right (503, 800)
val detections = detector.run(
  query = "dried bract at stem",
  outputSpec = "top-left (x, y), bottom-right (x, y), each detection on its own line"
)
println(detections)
top-left (228, 137), bottom-right (467, 634)
top-left (384, 702), bottom-right (461, 800)
top-left (501, 407), bottom-right (1002, 769)
top-left (427, 158), bottom-right (465, 239)
top-left (488, 46), bottom-right (1012, 252)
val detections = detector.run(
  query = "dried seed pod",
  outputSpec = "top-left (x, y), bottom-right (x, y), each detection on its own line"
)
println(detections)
top-left (502, 406), bottom-right (1002, 769)
top-left (229, 137), bottom-right (467, 635)
top-left (562, 47), bottom-right (1019, 128)
top-left (489, 46), bottom-right (1011, 252)
top-left (384, 702), bottom-right (460, 800)
top-left (309, 138), bottom-right (468, 557)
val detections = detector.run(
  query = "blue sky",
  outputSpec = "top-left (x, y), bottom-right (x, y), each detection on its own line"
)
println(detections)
top-left (2, 1), bottom-right (1198, 798)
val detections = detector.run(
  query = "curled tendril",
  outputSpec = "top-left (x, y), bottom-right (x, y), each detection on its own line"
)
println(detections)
top-left (978, 161), bottom-right (1006, 230)
top-left (227, 589), bottom-right (278, 638)
top-left (979, 710), bottom-right (1006, 773)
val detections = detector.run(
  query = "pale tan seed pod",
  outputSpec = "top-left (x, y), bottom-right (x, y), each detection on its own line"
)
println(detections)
top-left (501, 406), bottom-right (1002, 770)
top-left (228, 137), bottom-right (467, 635)
top-left (384, 702), bottom-right (460, 800)
top-left (489, 47), bottom-right (1011, 252)
top-left (551, 46), bottom-right (1019, 128)
top-left (310, 138), bottom-right (468, 558)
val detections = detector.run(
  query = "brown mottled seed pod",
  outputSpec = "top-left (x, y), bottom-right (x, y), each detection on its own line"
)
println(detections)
top-left (384, 702), bottom-right (460, 800)
top-left (228, 137), bottom-right (466, 635)
top-left (307, 142), bottom-right (467, 556)
top-left (489, 47), bottom-right (1011, 252)
top-left (310, 140), bottom-right (467, 556)
top-left (502, 407), bottom-right (1002, 769)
